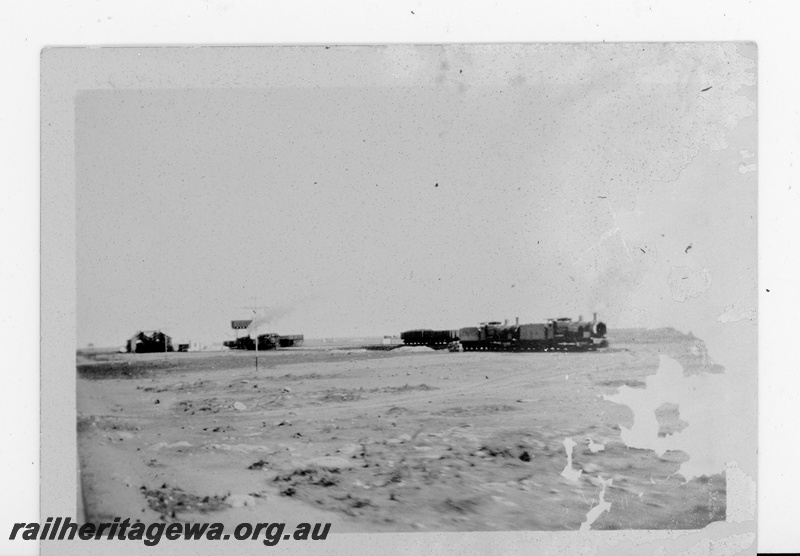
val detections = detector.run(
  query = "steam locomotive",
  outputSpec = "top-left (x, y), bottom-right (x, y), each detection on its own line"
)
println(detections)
top-left (401, 314), bottom-right (607, 352)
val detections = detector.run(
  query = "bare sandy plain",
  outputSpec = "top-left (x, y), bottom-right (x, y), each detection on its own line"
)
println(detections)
top-left (76, 329), bottom-right (726, 532)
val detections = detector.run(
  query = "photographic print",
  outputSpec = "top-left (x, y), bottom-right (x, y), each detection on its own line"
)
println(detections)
top-left (42, 43), bottom-right (757, 553)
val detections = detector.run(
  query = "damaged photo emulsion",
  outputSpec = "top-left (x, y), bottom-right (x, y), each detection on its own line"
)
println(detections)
top-left (67, 43), bottom-right (757, 534)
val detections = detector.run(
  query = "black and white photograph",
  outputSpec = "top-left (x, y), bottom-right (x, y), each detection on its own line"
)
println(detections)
top-left (38, 41), bottom-right (758, 554)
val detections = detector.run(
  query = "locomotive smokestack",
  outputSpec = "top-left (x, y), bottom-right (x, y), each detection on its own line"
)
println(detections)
top-left (579, 314), bottom-right (583, 322)
top-left (593, 312), bottom-right (597, 322)
top-left (516, 317), bottom-right (519, 326)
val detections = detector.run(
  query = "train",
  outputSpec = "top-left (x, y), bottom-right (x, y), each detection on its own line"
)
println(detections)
top-left (401, 314), bottom-right (608, 352)
top-left (223, 333), bottom-right (305, 351)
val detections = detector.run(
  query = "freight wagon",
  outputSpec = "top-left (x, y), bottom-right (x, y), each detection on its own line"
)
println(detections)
top-left (278, 334), bottom-right (304, 347)
top-left (399, 329), bottom-right (458, 347)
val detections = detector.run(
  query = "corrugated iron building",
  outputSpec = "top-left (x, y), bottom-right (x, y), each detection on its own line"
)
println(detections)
top-left (126, 331), bottom-right (173, 353)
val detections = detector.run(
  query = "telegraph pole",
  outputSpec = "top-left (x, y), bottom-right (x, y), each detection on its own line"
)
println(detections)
top-left (242, 298), bottom-right (270, 372)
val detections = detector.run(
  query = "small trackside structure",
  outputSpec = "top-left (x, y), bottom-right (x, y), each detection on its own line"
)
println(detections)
top-left (126, 331), bottom-right (174, 353)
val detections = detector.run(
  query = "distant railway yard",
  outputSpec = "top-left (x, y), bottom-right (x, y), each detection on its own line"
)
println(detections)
top-left (77, 328), bottom-right (726, 532)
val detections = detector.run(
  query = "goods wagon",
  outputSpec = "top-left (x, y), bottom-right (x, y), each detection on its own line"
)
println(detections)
top-left (278, 334), bottom-right (304, 348)
top-left (400, 329), bottom-right (458, 347)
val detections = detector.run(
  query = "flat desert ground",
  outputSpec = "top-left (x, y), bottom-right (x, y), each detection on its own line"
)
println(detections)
top-left (76, 329), bottom-right (726, 532)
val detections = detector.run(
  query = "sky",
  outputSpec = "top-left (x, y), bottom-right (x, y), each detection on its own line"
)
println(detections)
top-left (75, 44), bottom-right (756, 347)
